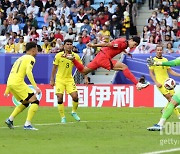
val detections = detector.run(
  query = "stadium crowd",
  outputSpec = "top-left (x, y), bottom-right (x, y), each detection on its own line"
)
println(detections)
top-left (0, 0), bottom-right (179, 56)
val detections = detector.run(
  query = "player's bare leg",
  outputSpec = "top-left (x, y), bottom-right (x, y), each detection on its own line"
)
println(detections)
top-left (70, 92), bottom-right (80, 121)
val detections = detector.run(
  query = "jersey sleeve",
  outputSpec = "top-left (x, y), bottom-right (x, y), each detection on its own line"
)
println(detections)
top-left (53, 54), bottom-right (60, 66)
top-left (26, 57), bottom-right (37, 88)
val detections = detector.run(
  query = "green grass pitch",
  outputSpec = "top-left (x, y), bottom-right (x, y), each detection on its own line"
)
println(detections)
top-left (0, 107), bottom-right (180, 154)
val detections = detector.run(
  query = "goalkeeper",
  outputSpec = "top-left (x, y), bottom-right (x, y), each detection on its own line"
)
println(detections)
top-left (147, 57), bottom-right (180, 131)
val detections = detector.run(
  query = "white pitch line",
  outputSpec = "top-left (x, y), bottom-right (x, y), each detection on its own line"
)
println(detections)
top-left (143, 148), bottom-right (180, 154)
top-left (0, 120), bottom-right (121, 129)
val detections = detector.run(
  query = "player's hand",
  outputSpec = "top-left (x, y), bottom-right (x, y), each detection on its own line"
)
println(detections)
top-left (50, 80), bottom-right (55, 87)
top-left (62, 53), bottom-right (75, 60)
top-left (35, 87), bottom-right (41, 95)
top-left (147, 56), bottom-right (154, 66)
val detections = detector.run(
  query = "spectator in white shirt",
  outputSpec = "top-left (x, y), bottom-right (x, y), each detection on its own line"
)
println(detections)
top-left (27, 0), bottom-right (39, 17)
top-left (10, 18), bottom-right (20, 35)
top-left (163, 12), bottom-right (173, 27)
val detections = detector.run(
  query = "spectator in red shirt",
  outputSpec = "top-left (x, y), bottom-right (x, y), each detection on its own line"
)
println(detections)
top-left (82, 30), bottom-right (90, 44)
top-left (54, 28), bottom-right (64, 41)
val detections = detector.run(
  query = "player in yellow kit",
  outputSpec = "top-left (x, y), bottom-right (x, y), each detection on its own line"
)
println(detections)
top-left (4, 42), bottom-right (41, 130)
top-left (50, 39), bottom-right (85, 123)
top-left (148, 45), bottom-right (180, 118)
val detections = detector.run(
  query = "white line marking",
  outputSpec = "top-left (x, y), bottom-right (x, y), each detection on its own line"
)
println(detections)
top-left (0, 120), bottom-right (121, 129)
top-left (143, 148), bottom-right (180, 154)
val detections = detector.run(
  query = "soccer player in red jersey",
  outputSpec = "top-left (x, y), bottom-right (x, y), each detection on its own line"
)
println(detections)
top-left (65, 36), bottom-right (149, 89)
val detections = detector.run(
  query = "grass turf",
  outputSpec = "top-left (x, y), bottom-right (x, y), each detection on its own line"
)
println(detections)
top-left (0, 107), bottom-right (180, 154)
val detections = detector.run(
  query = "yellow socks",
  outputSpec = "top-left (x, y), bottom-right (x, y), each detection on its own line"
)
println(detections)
top-left (72, 101), bottom-right (78, 113)
top-left (58, 104), bottom-right (65, 118)
top-left (10, 104), bottom-right (26, 121)
top-left (26, 104), bottom-right (38, 122)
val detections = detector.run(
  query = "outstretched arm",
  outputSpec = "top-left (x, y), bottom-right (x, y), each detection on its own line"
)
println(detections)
top-left (87, 42), bottom-right (112, 48)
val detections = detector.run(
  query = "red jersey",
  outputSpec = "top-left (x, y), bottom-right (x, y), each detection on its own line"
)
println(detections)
top-left (101, 38), bottom-right (127, 58)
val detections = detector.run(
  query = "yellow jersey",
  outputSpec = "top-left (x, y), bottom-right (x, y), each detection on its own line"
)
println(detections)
top-left (7, 54), bottom-right (37, 87)
top-left (53, 52), bottom-right (82, 81)
top-left (149, 57), bottom-right (170, 84)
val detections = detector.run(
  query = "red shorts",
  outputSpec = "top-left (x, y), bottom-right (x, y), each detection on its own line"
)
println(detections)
top-left (87, 52), bottom-right (117, 70)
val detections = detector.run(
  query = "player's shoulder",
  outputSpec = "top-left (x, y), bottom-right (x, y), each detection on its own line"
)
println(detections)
top-left (72, 52), bottom-right (80, 58)
top-left (55, 52), bottom-right (64, 58)
top-left (22, 54), bottom-right (35, 61)
top-left (114, 38), bottom-right (126, 42)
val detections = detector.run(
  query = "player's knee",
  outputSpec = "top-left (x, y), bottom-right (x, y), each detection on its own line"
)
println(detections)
top-left (23, 103), bottom-right (29, 108)
top-left (31, 100), bottom-right (39, 105)
top-left (73, 98), bottom-right (78, 102)
top-left (58, 101), bottom-right (63, 104)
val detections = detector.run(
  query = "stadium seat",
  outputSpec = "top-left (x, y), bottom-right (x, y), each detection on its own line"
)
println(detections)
top-left (173, 42), bottom-right (180, 48)
top-left (94, 0), bottom-right (104, 4)
top-left (36, 17), bottom-right (45, 22)
top-left (91, 4), bottom-right (100, 10)
top-left (19, 23), bottom-right (25, 30)
top-left (104, 0), bottom-right (112, 4)
top-left (0, 48), bottom-right (5, 53)
top-left (38, 22), bottom-right (48, 29)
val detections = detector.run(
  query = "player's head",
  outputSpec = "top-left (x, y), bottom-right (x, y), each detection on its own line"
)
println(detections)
top-left (64, 39), bottom-right (73, 53)
top-left (26, 42), bottom-right (38, 57)
top-left (155, 44), bottom-right (163, 58)
top-left (128, 36), bottom-right (140, 49)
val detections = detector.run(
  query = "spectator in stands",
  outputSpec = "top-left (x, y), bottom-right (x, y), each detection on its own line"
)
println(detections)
top-left (45, 0), bottom-right (55, 10)
top-left (169, 5), bottom-right (179, 20)
top-left (10, 18), bottom-right (20, 35)
top-left (160, 19), bottom-right (167, 34)
top-left (165, 42), bottom-right (174, 54)
top-left (123, 11), bottom-right (130, 40)
top-left (64, 27), bottom-right (76, 41)
top-left (76, 36), bottom-right (86, 53)
top-left (11, 32), bottom-right (19, 43)
top-left (83, 45), bottom-right (95, 66)
top-left (0, 19), bottom-right (10, 35)
top-left (90, 29), bottom-right (96, 41)
top-left (149, 0), bottom-right (154, 10)
top-left (141, 26), bottom-right (150, 42)
top-left (52, 14), bottom-right (59, 27)
top-left (104, 6), bottom-right (111, 20)
top-left (48, 20), bottom-right (56, 33)
top-left (28, 26), bottom-right (39, 41)
top-left (148, 35), bottom-right (155, 44)
top-left (57, 18), bottom-right (68, 34)
top-left (91, 19), bottom-right (101, 33)
top-left (66, 0), bottom-right (75, 8)
top-left (95, 12), bottom-right (108, 26)
top-left (5, 38), bottom-right (15, 53)
top-left (68, 19), bottom-right (77, 35)
top-left (147, 18), bottom-right (156, 33)
top-left (149, 11), bottom-right (160, 26)
top-left (82, 30), bottom-right (90, 44)
top-left (80, 18), bottom-right (91, 34)
top-left (156, 7), bottom-right (164, 22)
top-left (163, 34), bottom-right (173, 48)
top-left (97, 2), bottom-right (105, 13)
top-left (6, 12), bottom-right (14, 25)
top-left (6, 2), bottom-right (17, 16)
top-left (100, 24), bottom-right (110, 43)
top-left (34, 0), bottom-right (43, 13)
top-left (70, 0), bottom-right (83, 17)
top-left (84, 0), bottom-right (93, 18)
top-left (54, 28), bottom-right (64, 41)
top-left (44, 7), bottom-right (54, 24)
top-left (48, 32), bottom-right (56, 43)
top-left (172, 19), bottom-right (178, 35)
top-left (23, 20), bottom-right (32, 35)
top-left (155, 24), bottom-right (163, 44)
top-left (2, 0), bottom-right (11, 16)
top-left (18, 12), bottom-right (27, 24)
top-left (117, 0), bottom-right (129, 19)
top-left (165, 25), bottom-right (176, 41)
top-left (59, 1), bottom-right (70, 21)
top-left (163, 11), bottom-right (173, 27)
top-left (77, 8), bottom-right (88, 23)
top-left (27, 0), bottom-right (39, 17)
top-left (27, 13), bottom-right (38, 29)
top-left (40, 7), bottom-right (46, 17)
top-left (41, 38), bottom-right (51, 54)
top-left (109, 15), bottom-right (120, 39)
top-left (50, 41), bottom-right (58, 53)
top-left (55, 0), bottom-right (63, 8)
top-left (55, 38), bottom-right (63, 50)
top-left (15, 36), bottom-right (26, 53)
top-left (108, 2), bottom-right (115, 14)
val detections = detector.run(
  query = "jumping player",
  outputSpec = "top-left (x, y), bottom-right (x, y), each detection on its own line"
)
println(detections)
top-left (64, 36), bottom-right (149, 89)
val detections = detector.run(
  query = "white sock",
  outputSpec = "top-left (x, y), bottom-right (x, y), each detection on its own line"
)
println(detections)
top-left (9, 116), bottom-right (14, 121)
top-left (157, 118), bottom-right (166, 127)
top-left (24, 121), bottom-right (31, 126)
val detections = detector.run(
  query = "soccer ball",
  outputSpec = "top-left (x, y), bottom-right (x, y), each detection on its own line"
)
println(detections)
top-left (164, 78), bottom-right (176, 90)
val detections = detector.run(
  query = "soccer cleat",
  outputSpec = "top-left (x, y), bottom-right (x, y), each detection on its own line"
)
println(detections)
top-left (147, 124), bottom-right (162, 131)
top-left (5, 119), bottom-right (14, 129)
top-left (136, 75), bottom-right (150, 90)
top-left (71, 112), bottom-right (80, 121)
top-left (24, 125), bottom-right (38, 130)
top-left (61, 117), bottom-right (67, 124)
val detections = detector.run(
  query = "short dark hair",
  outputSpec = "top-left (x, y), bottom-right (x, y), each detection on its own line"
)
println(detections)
top-left (64, 39), bottom-right (73, 45)
top-left (132, 36), bottom-right (140, 45)
top-left (26, 42), bottom-right (37, 51)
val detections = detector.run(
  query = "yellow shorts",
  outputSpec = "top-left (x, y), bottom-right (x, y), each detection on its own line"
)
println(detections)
top-left (158, 85), bottom-right (175, 96)
top-left (55, 79), bottom-right (77, 94)
top-left (7, 83), bottom-right (33, 101)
